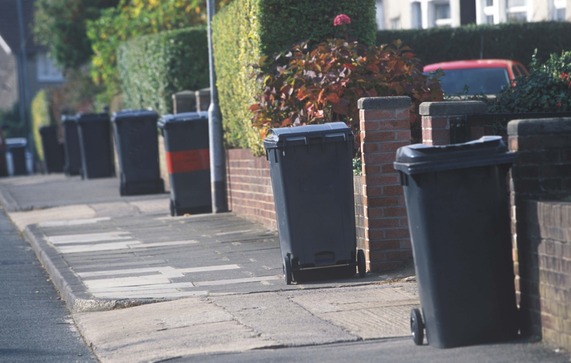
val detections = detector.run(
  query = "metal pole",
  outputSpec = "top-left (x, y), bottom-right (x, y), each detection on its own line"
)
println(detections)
top-left (206, 0), bottom-right (228, 213)
top-left (16, 0), bottom-right (33, 173)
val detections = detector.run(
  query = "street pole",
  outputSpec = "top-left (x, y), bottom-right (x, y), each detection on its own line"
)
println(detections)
top-left (16, 0), bottom-right (33, 173)
top-left (206, 0), bottom-right (228, 213)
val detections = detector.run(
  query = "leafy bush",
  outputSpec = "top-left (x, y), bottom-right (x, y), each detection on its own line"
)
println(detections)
top-left (212, 0), bottom-right (377, 153)
top-left (0, 103), bottom-right (25, 138)
top-left (117, 27), bottom-right (209, 115)
top-left (251, 39), bottom-right (441, 138)
top-left (33, 0), bottom-right (118, 70)
top-left (87, 0), bottom-right (230, 105)
top-left (491, 51), bottom-right (571, 113)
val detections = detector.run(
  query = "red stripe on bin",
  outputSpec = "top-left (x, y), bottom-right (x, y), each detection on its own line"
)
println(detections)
top-left (166, 149), bottom-right (210, 174)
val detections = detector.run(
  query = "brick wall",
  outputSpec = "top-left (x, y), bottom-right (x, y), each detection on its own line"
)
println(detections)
top-left (508, 118), bottom-right (571, 351)
top-left (226, 148), bottom-right (276, 231)
top-left (358, 97), bottom-right (413, 272)
top-left (519, 200), bottom-right (571, 350)
top-left (420, 100), bottom-right (487, 145)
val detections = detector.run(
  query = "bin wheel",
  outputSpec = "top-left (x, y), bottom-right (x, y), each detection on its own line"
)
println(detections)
top-left (283, 256), bottom-right (293, 285)
top-left (410, 308), bottom-right (425, 345)
top-left (357, 249), bottom-right (366, 278)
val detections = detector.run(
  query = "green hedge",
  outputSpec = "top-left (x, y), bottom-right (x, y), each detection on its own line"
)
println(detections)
top-left (213, 0), bottom-right (376, 152)
top-left (117, 27), bottom-right (209, 115)
top-left (377, 22), bottom-right (571, 67)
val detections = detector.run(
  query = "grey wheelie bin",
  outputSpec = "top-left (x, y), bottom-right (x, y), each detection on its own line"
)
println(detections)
top-left (5, 138), bottom-right (28, 176)
top-left (39, 125), bottom-right (64, 173)
top-left (158, 112), bottom-right (211, 216)
top-left (112, 110), bottom-right (164, 196)
top-left (393, 136), bottom-right (519, 348)
top-left (62, 114), bottom-right (81, 176)
top-left (263, 122), bottom-right (366, 285)
top-left (76, 113), bottom-right (115, 179)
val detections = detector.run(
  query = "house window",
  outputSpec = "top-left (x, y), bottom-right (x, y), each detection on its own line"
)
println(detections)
top-left (506, 0), bottom-right (528, 22)
top-left (552, 0), bottom-right (566, 21)
top-left (390, 16), bottom-right (401, 29)
top-left (36, 53), bottom-right (64, 82)
top-left (411, 2), bottom-right (422, 29)
top-left (434, 2), bottom-right (452, 27)
top-left (376, 0), bottom-right (385, 29)
top-left (481, 0), bottom-right (498, 24)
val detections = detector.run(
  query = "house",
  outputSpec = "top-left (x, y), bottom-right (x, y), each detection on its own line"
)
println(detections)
top-left (376, 0), bottom-right (570, 29)
top-left (0, 40), bottom-right (17, 111)
top-left (0, 0), bottom-right (64, 122)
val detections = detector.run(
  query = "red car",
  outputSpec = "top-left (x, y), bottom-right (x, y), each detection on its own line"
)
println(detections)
top-left (423, 59), bottom-right (529, 96)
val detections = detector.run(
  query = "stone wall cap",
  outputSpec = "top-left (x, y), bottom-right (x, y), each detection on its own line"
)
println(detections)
top-left (419, 101), bottom-right (487, 116)
top-left (358, 97), bottom-right (411, 110)
top-left (507, 117), bottom-right (571, 136)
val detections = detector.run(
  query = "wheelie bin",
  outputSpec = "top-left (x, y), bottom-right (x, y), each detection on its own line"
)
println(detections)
top-left (39, 125), bottom-right (64, 173)
top-left (112, 110), bottom-right (164, 196)
top-left (263, 122), bottom-right (366, 285)
top-left (61, 114), bottom-right (81, 176)
top-left (76, 113), bottom-right (115, 179)
top-left (393, 135), bottom-right (519, 348)
top-left (6, 138), bottom-right (28, 176)
top-left (158, 112), bottom-right (211, 216)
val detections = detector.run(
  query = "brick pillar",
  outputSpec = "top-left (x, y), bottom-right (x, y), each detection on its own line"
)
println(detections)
top-left (508, 118), bottom-right (571, 342)
top-left (420, 101), bottom-right (487, 145)
top-left (358, 97), bottom-right (412, 272)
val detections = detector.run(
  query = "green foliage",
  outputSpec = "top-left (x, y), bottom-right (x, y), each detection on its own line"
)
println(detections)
top-left (31, 90), bottom-right (53, 161)
top-left (258, 0), bottom-right (377, 55)
top-left (33, 0), bottom-right (118, 69)
top-left (117, 27), bottom-right (209, 115)
top-left (213, 0), bottom-right (377, 154)
top-left (87, 0), bottom-right (231, 106)
top-left (212, 0), bottom-right (262, 152)
top-left (491, 51), bottom-right (571, 113)
top-left (0, 103), bottom-right (25, 138)
top-left (250, 39), bottom-right (443, 143)
top-left (377, 22), bottom-right (571, 67)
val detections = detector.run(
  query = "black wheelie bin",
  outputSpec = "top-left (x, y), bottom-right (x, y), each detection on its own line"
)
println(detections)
top-left (112, 110), bottom-right (164, 196)
top-left (61, 114), bottom-right (81, 176)
top-left (394, 135), bottom-right (519, 348)
top-left (39, 125), bottom-right (64, 173)
top-left (158, 112), bottom-right (211, 216)
top-left (6, 138), bottom-right (28, 176)
top-left (264, 122), bottom-right (366, 285)
top-left (76, 113), bottom-right (115, 179)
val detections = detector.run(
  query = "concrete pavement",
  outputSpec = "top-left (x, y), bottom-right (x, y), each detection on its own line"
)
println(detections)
top-left (0, 174), bottom-right (420, 362)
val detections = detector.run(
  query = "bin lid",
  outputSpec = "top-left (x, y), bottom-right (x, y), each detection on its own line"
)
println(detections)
top-left (263, 122), bottom-right (352, 150)
top-left (112, 109), bottom-right (158, 123)
top-left (77, 112), bottom-right (110, 123)
top-left (61, 114), bottom-right (78, 123)
top-left (6, 137), bottom-right (27, 148)
top-left (157, 112), bottom-right (208, 129)
top-left (394, 136), bottom-right (516, 175)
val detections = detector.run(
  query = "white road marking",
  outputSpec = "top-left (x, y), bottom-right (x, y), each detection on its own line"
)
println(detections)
top-left (38, 217), bottom-right (111, 227)
top-left (48, 232), bottom-right (132, 244)
top-left (194, 275), bottom-right (281, 287)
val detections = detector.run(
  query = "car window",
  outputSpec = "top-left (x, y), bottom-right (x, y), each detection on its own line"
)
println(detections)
top-left (436, 68), bottom-right (510, 95)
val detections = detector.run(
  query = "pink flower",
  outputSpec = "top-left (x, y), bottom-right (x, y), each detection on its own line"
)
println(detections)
top-left (333, 14), bottom-right (351, 26)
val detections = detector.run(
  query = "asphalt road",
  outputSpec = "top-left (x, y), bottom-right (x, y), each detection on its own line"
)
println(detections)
top-left (0, 208), bottom-right (97, 363)
top-left (176, 337), bottom-right (571, 363)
